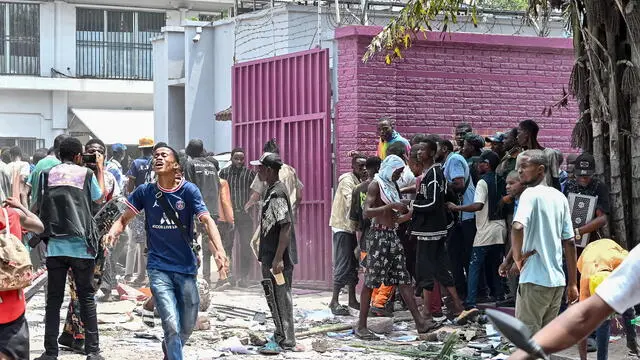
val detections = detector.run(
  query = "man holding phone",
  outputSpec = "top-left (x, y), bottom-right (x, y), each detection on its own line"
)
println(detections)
top-left (35, 137), bottom-right (106, 360)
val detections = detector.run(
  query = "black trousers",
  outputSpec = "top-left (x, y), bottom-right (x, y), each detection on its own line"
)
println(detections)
top-left (44, 256), bottom-right (99, 356)
top-left (447, 219), bottom-right (476, 299)
top-left (234, 212), bottom-right (255, 280)
top-left (261, 263), bottom-right (295, 348)
top-left (332, 231), bottom-right (358, 289)
top-left (416, 236), bottom-right (456, 292)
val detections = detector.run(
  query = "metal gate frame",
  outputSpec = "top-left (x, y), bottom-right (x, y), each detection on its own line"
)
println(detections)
top-left (232, 48), bottom-right (332, 289)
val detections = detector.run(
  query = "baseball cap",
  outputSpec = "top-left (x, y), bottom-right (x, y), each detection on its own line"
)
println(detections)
top-left (485, 132), bottom-right (505, 143)
top-left (250, 152), bottom-right (283, 170)
top-left (480, 150), bottom-right (500, 170)
top-left (574, 153), bottom-right (595, 176)
top-left (111, 143), bottom-right (127, 152)
top-left (464, 133), bottom-right (485, 149)
top-left (138, 137), bottom-right (155, 148)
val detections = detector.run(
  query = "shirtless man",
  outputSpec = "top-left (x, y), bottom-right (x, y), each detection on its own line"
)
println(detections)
top-left (356, 155), bottom-right (428, 340)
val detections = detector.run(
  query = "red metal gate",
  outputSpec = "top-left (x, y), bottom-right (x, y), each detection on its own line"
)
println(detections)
top-left (232, 48), bottom-right (332, 289)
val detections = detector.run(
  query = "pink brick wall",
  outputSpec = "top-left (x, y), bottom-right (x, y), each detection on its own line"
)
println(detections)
top-left (335, 26), bottom-right (578, 174)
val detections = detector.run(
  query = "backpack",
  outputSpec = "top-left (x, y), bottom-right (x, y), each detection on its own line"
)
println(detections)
top-left (0, 208), bottom-right (33, 291)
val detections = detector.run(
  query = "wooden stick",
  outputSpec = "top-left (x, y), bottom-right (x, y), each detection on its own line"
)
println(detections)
top-left (296, 316), bottom-right (413, 338)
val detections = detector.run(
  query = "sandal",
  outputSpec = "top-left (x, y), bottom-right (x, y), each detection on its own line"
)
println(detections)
top-left (330, 304), bottom-right (351, 316)
top-left (354, 328), bottom-right (381, 341)
top-left (454, 308), bottom-right (479, 325)
top-left (417, 319), bottom-right (441, 334)
top-left (259, 340), bottom-right (283, 355)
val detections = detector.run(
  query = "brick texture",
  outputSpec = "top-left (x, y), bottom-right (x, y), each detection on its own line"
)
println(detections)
top-left (335, 27), bottom-right (579, 174)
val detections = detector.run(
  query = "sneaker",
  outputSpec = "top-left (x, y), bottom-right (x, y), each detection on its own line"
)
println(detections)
top-left (587, 337), bottom-right (597, 353)
top-left (87, 353), bottom-right (105, 360)
top-left (34, 354), bottom-right (58, 360)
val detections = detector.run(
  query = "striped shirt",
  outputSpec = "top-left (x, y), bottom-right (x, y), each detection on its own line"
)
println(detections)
top-left (219, 165), bottom-right (256, 212)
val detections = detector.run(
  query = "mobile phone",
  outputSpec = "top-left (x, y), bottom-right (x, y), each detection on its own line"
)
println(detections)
top-left (82, 153), bottom-right (97, 164)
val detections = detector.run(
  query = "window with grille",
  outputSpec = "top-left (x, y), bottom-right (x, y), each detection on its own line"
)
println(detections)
top-left (0, 2), bottom-right (40, 75)
top-left (76, 8), bottom-right (165, 80)
top-left (0, 138), bottom-right (45, 158)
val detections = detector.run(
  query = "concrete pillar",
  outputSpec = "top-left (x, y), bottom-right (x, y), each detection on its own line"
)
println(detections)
top-left (40, 2), bottom-right (55, 77)
top-left (183, 26), bottom-right (215, 151)
top-left (51, 90), bottom-right (68, 130)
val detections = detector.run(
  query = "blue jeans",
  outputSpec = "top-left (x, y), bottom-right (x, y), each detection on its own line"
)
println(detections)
top-left (464, 244), bottom-right (504, 309)
top-left (148, 269), bottom-right (200, 360)
top-left (596, 319), bottom-right (611, 360)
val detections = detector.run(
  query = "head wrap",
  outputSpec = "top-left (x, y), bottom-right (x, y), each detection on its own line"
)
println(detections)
top-left (374, 154), bottom-right (405, 204)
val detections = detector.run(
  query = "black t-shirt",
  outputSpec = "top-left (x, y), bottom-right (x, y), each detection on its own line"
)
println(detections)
top-left (563, 178), bottom-right (610, 214)
top-left (259, 181), bottom-right (298, 266)
top-left (349, 180), bottom-right (371, 249)
top-left (185, 157), bottom-right (220, 219)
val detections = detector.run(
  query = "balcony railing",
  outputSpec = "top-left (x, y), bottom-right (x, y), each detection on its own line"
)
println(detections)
top-left (76, 9), bottom-right (164, 80)
top-left (0, 2), bottom-right (40, 75)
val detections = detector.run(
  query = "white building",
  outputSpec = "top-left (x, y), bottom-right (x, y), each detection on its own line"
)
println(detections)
top-left (0, 0), bottom-right (234, 155)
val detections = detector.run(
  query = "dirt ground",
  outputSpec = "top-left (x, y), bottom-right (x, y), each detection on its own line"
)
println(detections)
top-left (25, 284), bottom-right (638, 360)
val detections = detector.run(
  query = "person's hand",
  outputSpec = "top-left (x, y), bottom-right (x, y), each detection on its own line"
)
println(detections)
top-left (498, 261), bottom-right (510, 278)
top-left (244, 201), bottom-right (255, 213)
top-left (272, 257), bottom-right (284, 275)
top-left (446, 202), bottom-right (458, 212)
top-left (567, 284), bottom-right (579, 305)
top-left (509, 263), bottom-right (520, 277)
top-left (214, 251), bottom-right (229, 276)
top-left (3, 197), bottom-right (22, 210)
top-left (95, 152), bottom-right (105, 170)
top-left (515, 249), bottom-right (537, 271)
top-left (103, 232), bottom-right (117, 248)
top-left (389, 202), bottom-right (408, 213)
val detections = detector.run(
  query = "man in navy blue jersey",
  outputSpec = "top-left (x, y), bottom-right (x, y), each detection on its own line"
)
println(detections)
top-left (105, 142), bottom-right (228, 360)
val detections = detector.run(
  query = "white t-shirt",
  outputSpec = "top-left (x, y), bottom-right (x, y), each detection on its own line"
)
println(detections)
top-left (513, 184), bottom-right (574, 288)
top-left (398, 166), bottom-right (416, 200)
top-left (596, 244), bottom-right (640, 314)
top-left (473, 179), bottom-right (506, 247)
top-left (6, 161), bottom-right (29, 181)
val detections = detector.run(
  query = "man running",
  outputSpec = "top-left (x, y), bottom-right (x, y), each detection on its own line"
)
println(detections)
top-left (357, 155), bottom-right (428, 340)
top-left (105, 143), bottom-right (228, 360)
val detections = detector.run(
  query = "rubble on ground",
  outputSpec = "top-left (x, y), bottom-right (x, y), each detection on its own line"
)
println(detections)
top-left (27, 283), bottom-right (624, 360)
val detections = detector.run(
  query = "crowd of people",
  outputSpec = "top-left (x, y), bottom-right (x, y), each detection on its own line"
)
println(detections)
top-left (0, 135), bottom-right (301, 360)
top-left (330, 118), bottom-right (639, 359)
top-left (0, 116), bottom-right (638, 360)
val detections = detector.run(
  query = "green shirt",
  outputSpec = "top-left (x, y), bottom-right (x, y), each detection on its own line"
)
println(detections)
top-left (28, 155), bottom-right (61, 205)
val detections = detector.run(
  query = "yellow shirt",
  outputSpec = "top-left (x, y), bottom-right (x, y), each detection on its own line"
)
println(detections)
top-left (577, 239), bottom-right (628, 301)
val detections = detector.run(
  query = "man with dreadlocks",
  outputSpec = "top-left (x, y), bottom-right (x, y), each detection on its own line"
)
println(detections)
top-left (356, 155), bottom-right (429, 340)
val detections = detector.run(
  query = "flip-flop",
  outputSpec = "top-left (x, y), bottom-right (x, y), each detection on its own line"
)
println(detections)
top-left (330, 304), bottom-right (351, 316)
top-left (259, 340), bottom-right (283, 355)
top-left (355, 328), bottom-right (381, 341)
top-left (454, 308), bottom-right (480, 325)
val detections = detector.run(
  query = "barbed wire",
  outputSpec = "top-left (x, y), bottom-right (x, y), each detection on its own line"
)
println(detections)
top-left (232, 2), bottom-right (566, 62)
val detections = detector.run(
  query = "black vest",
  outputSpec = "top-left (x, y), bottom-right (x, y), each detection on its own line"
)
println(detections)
top-left (481, 171), bottom-right (506, 221)
top-left (39, 163), bottom-right (98, 253)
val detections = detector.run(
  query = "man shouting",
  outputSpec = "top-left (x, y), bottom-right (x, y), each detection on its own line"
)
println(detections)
top-left (105, 143), bottom-right (228, 360)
